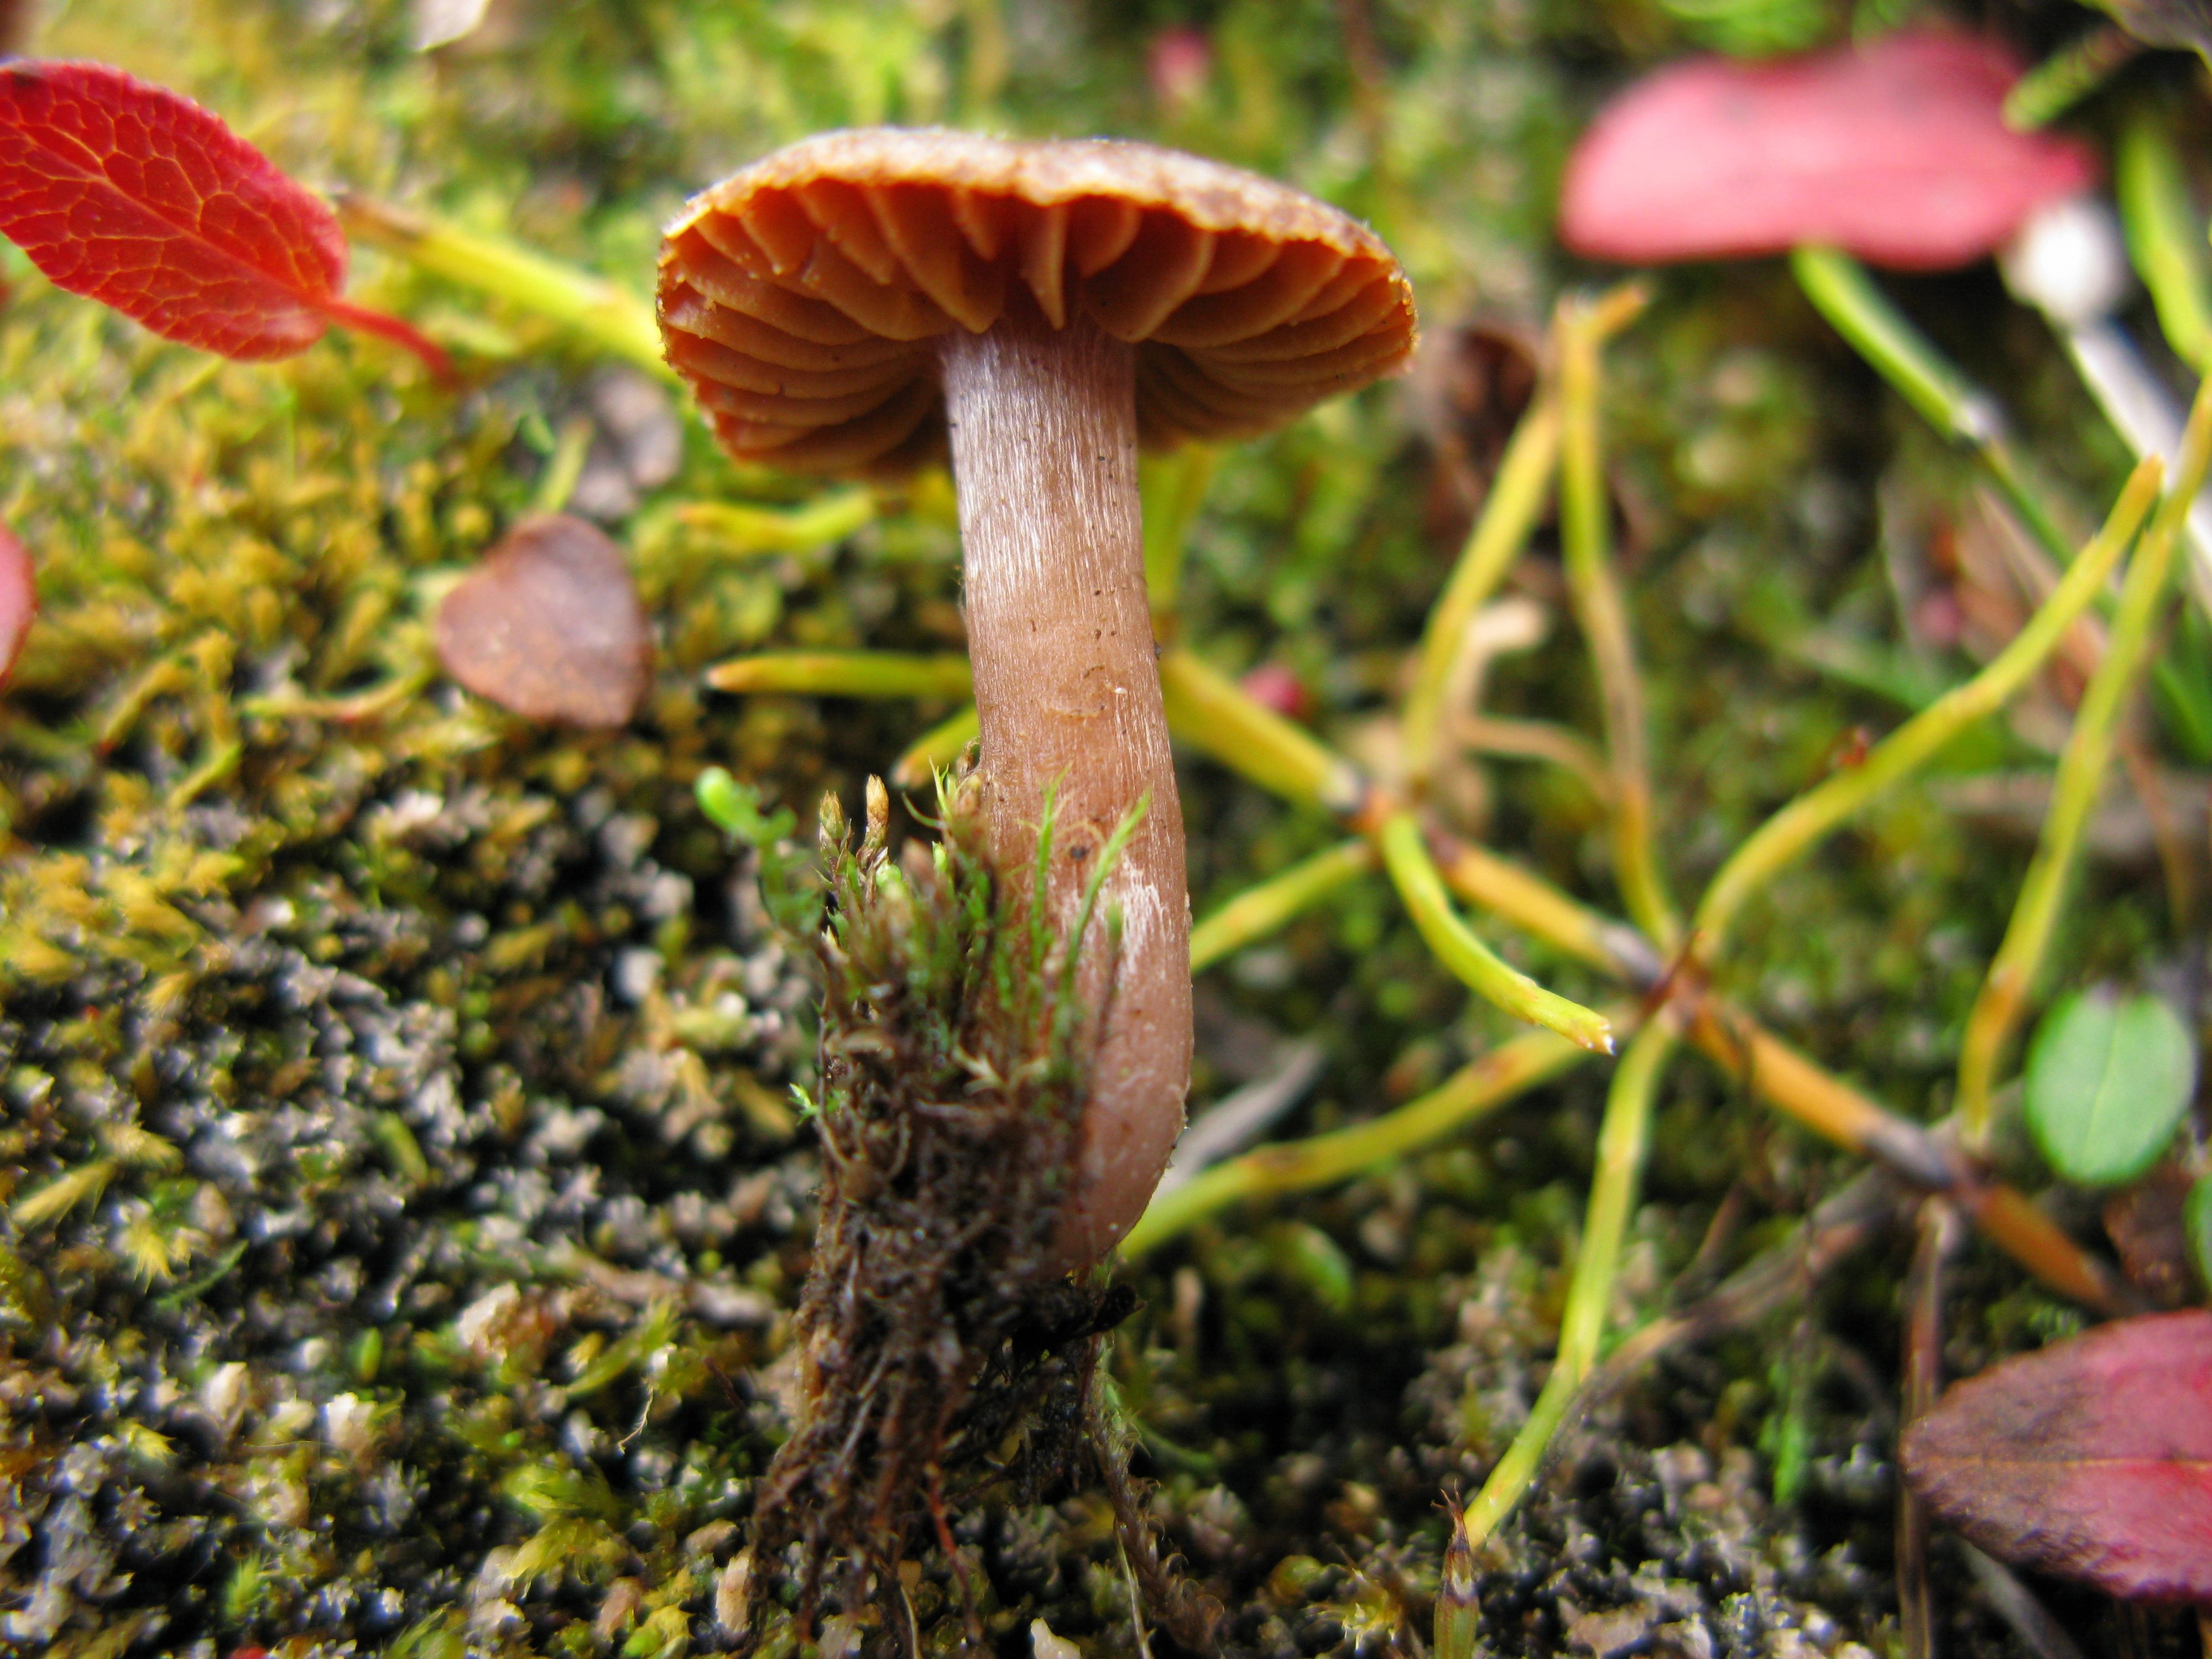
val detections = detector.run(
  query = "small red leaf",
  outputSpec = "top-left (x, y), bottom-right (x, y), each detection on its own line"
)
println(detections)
top-left (1901, 1310), bottom-right (2212, 1604)
top-left (1559, 30), bottom-right (2099, 272)
top-left (0, 60), bottom-right (451, 378)
top-left (0, 60), bottom-right (344, 358)
top-left (437, 514), bottom-right (652, 730)
top-left (0, 522), bottom-right (32, 691)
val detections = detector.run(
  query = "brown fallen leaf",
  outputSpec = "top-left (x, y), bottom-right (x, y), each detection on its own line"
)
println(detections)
top-left (437, 513), bottom-right (651, 728)
top-left (1901, 1310), bottom-right (2212, 1604)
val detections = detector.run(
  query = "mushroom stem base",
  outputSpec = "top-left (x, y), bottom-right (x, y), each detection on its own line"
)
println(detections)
top-left (753, 779), bottom-right (1131, 1629)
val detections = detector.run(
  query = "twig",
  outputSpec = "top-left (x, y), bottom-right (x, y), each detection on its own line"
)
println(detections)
top-left (1898, 1198), bottom-right (1964, 1659)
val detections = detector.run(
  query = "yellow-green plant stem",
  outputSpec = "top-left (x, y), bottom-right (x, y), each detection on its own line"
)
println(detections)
top-left (530, 417), bottom-right (594, 515)
top-left (2001, 25), bottom-right (2141, 130)
top-left (1158, 648), bottom-right (1366, 813)
top-left (1141, 446), bottom-right (1219, 630)
top-left (1165, 656), bottom-right (2123, 1310)
top-left (1378, 811), bottom-right (1614, 1054)
top-left (1791, 246), bottom-right (2076, 572)
top-left (1188, 839), bottom-right (1376, 973)
top-left (2118, 113), bottom-right (2212, 374)
top-left (335, 195), bottom-right (668, 378)
top-left (1459, 1016), bottom-right (1675, 1551)
top-left (1121, 1021), bottom-right (1597, 1258)
top-left (705, 650), bottom-right (973, 698)
top-left (1436, 834), bottom-right (1655, 984)
top-left (890, 705), bottom-right (979, 789)
top-left (640, 492), bottom-right (877, 560)
top-left (1957, 379), bottom-right (2212, 1142)
top-left (1403, 393), bottom-right (1561, 787)
top-left (1693, 456), bottom-right (2164, 958)
top-left (1557, 290), bottom-right (1674, 951)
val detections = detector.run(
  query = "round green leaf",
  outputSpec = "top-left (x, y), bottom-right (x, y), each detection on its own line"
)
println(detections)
top-left (2023, 988), bottom-right (2198, 1187)
top-left (2185, 1173), bottom-right (2212, 1293)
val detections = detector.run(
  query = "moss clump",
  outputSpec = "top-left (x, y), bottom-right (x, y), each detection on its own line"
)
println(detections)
top-left (752, 772), bottom-right (1163, 1638)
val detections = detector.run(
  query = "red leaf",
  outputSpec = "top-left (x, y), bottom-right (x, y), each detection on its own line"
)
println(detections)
top-left (1901, 1310), bottom-right (2212, 1603)
top-left (0, 522), bottom-right (31, 691)
top-left (437, 514), bottom-right (652, 729)
top-left (1559, 30), bottom-right (2099, 272)
top-left (0, 60), bottom-right (451, 377)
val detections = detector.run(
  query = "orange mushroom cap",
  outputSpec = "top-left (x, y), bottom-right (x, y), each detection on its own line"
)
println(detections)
top-left (656, 128), bottom-right (1417, 474)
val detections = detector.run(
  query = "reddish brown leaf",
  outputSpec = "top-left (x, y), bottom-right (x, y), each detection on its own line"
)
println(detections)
top-left (0, 60), bottom-right (451, 375)
top-left (437, 514), bottom-right (651, 730)
top-left (0, 522), bottom-right (31, 691)
top-left (1559, 31), bottom-right (2099, 271)
top-left (1901, 1310), bottom-right (2212, 1603)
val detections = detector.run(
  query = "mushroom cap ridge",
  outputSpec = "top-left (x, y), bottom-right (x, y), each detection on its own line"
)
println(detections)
top-left (658, 127), bottom-right (1418, 474)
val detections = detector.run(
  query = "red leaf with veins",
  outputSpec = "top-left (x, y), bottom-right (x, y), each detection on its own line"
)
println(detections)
top-left (1559, 30), bottom-right (2098, 271)
top-left (0, 60), bottom-right (450, 374)
top-left (0, 523), bottom-right (33, 691)
top-left (1901, 1310), bottom-right (2212, 1603)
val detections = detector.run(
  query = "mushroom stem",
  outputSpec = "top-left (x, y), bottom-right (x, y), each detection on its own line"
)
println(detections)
top-left (940, 304), bottom-right (1191, 1270)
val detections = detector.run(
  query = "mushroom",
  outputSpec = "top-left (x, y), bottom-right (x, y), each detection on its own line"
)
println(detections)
top-left (658, 129), bottom-right (1415, 1267)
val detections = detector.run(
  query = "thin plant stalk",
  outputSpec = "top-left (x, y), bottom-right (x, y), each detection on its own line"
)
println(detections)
top-left (644, 492), bottom-right (878, 560)
top-left (2000, 26), bottom-right (2141, 131)
top-left (1158, 661), bottom-right (2135, 1311)
top-left (1693, 456), bottom-right (2164, 957)
top-left (1140, 445), bottom-right (1219, 632)
top-left (335, 195), bottom-right (669, 378)
top-left (890, 705), bottom-right (980, 789)
top-left (530, 416), bottom-right (594, 515)
top-left (705, 650), bottom-right (974, 698)
top-left (1556, 288), bottom-right (1674, 950)
top-left (1791, 246), bottom-right (2077, 572)
top-left (1158, 648), bottom-right (1367, 813)
top-left (2116, 112), bottom-right (2212, 374)
top-left (1188, 839), bottom-right (1376, 973)
top-left (1897, 1199), bottom-right (1964, 1659)
top-left (1402, 392), bottom-right (1560, 787)
top-left (1957, 375), bottom-right (2212, 1142)
top-left (1457, 1016), bottom-right (1676, 1552)
top-left (1378, 810), bottom-right (1615, 1055)
top-left (1121, 1021), bottom-right (1597, 1257)
top-left (1434, 832), bottom-right (1661, 985)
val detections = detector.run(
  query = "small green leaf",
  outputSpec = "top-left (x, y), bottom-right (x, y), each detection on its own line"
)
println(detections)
top-left (2185, 1173), bottom-right (2212, 1293)
top-left (2023, 988), bottom-right (2197, 1187)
